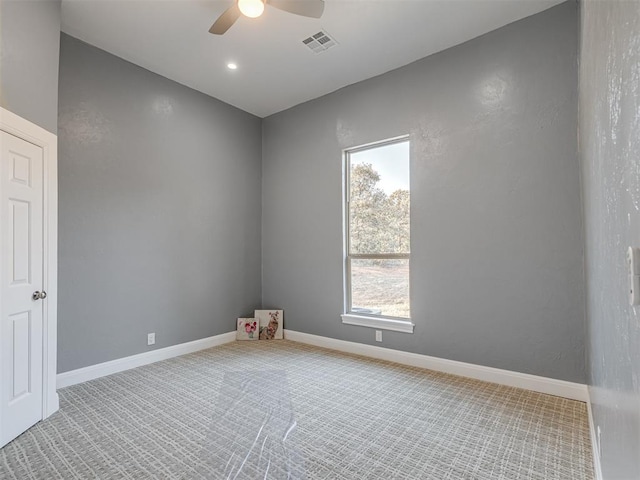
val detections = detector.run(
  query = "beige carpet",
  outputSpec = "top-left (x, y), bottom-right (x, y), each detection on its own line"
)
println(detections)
top-left (0, 340), bottom-right (593, 479)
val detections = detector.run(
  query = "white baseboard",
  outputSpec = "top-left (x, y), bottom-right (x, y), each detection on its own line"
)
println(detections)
top-left (57, 331), bottom-right (236, 388)
top-left (284, 330), bottom-right (589, 402)
top-left (586, 393), bottom-right (604, 480)
top-left (57, 328), bottom-right (589, 403)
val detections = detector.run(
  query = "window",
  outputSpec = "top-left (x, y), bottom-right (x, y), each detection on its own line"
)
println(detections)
top-left (342, 136), bottom-right (413, 333)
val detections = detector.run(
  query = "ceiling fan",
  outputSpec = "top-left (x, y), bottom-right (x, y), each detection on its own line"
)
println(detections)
top-left (209, 0), bottom-right (325, 35)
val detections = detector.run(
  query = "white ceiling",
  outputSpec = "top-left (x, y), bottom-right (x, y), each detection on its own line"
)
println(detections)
top-left (61, 0), bottom-right (564, 118)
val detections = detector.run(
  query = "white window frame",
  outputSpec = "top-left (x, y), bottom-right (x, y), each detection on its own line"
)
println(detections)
top-left (341, 135), bottom-right (414, 334)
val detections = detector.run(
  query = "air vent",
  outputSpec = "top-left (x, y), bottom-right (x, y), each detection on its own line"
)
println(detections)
top-left (302, 30), bottom-right (337, 54)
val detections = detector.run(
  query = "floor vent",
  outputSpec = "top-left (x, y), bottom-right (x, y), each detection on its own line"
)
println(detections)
top-left (302, 30), bottom-right (337, 54)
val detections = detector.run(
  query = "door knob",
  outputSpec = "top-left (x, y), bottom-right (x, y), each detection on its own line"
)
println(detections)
top-left (32, 291), bottom-right (47, 300)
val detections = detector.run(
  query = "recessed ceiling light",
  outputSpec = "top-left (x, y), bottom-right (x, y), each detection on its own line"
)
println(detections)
top-left (227, 62), bottom-right (238, 70)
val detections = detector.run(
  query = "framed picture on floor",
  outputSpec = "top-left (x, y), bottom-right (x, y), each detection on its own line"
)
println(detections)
top-left (237, 318), bottom-right (259, 340)
top-left (255, 310), bottom-right (283, 340)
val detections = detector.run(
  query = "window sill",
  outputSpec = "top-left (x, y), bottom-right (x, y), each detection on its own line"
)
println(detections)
top-left (341, 314), bottom-right (414, 334)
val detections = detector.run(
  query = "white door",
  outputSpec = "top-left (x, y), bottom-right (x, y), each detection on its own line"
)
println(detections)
top-left (0, 130), bottom-right (44, 447)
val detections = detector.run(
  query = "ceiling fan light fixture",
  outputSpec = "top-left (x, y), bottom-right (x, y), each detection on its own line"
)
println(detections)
top-left (238, 0), bottom-right (264, 18)
top-left (209, 0), bottom-right (323, 35)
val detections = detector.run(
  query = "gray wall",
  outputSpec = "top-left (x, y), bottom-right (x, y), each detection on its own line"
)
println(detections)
top-left (579, 1), bottom-right (640, 478)
top-left (0, 0), bottom-right (61, 134)
top-left (58, 34), bottom-right (262, 372)
top-left (262, 1), bottom-right (585, 383)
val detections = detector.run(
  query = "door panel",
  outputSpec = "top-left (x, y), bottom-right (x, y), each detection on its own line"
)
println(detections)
top-left (10, 200), bottom-right (31, 285)
top-left (10, 311), bottom-right (31, 402)
top-left (0, 130), bottom-right (44, 446)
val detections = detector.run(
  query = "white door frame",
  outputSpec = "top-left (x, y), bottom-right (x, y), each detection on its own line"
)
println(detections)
top-left (0, 107), bottom-right (59, 419)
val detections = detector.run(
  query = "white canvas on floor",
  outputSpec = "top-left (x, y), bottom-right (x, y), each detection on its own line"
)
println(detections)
top-left (255, 310), bottom-right (283, 340)
top-left (236, 318), bottom-right (259, 341)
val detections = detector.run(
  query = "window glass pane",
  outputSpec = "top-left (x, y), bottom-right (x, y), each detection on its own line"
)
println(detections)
top-left (349, 141), bottom-right (409, 254)
top-left (350, 258), bottom-right (410, 319)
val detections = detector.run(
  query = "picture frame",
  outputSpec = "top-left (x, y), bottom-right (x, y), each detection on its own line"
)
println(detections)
top-left (255, 310), bottom-right (283, 340)
top-left (236, 318), bottom-right (259, 341)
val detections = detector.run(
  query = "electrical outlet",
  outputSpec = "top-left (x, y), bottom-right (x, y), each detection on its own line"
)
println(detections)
top-left (375, 330), bottom-right (382, 342)
top-left (147, 332), bottom-right (155, 346)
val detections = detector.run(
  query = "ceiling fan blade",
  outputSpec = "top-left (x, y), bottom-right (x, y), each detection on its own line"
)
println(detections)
top-left (209, 3), bottom-right (241, 35)
top-left (267, 0), bottom-right (324, 18)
